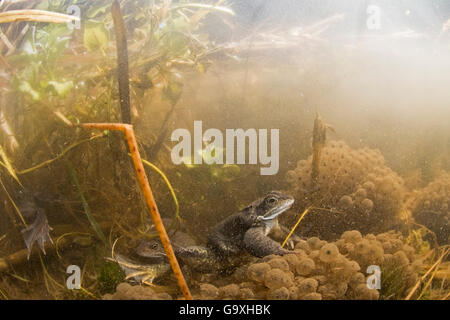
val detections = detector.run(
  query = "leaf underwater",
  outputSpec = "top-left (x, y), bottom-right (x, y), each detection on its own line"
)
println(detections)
top-left (0, 145), bottom-right (21, 185)
top-left (21, 209), bottom-right (53, 259)
top-left (18, 81), bottom-right (40, 100)
top-left (83, 21), bottom-right (109, 52)
top-left (48, 80), bottom-right (73, 97)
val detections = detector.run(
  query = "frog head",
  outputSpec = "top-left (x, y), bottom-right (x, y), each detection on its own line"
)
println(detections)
top-left (255, 191), bottom-right (294, 222)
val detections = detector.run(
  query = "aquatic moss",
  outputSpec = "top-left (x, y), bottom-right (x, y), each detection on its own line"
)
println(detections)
top-left (98, 261), bottom-right (126, 294)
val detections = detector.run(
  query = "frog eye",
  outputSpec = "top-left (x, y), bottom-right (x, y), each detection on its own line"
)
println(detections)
top-left (266, 197), bottom-right (278, 205)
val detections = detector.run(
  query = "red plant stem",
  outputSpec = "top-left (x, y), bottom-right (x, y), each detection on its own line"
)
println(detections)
top-left (79, 123), bottom-right (192, 300)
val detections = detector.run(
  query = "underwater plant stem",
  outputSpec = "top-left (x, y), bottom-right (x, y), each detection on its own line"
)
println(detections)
top-left (13, 133), bottom-right (106, 175)
top-left (410, 221), bottom-right (439, 250)
top-left (0, 144), bottom-right (21, 186)
top-left (0, 106), bottom-right (19, 152)
top-left (0, 52), bottom-right (11, 69)
top-left (80, 286), bottom-right (99, 300)
top-left (111, 0), bottom-right (131, 124)
top-left (55, 232), bottom-right (93, 260)
top-left (67, 162), bottom-right (108, 246)
top-left (38, 252), bottom-right (65, 294)
top-left (135, 155), bottom-right (181, 231)
top-left (417, 263), bottom-right (440, 300)
top-left (281, 206), bottom-right (312, 248)
top-left (169, 3), bottom-right (235, 16)
top-left (0, 9), bottom-right (79, 24)
top-left (78, 123), bottom-right (192, 300)
top-left (0, 286), bottom-right (7, 300)
top-left (0, 245), bottom-right (51, 274)
top-left (311, 113), bottom-right (327, 198)
top-left (405, 247), bottom-right (449, 300)
top-left (149, 102), bottom-right (177, 160)
top-left (0, 176), bottom-right (26, 226)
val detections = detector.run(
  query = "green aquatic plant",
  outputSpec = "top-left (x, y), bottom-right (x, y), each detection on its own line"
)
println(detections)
top-left (0, 0), bottom-right (232, 300)
top-left (380, 258), bottom-right (410, 300)
top-left (406, 227), bottom-right (431, 256)
top-left (405, 247), bottom-right (449, 300)
top-left (181, 148), bottom-right (242, 182)
top-left (84, 21), bottom-right (109, 52)
top-left (11, 23), bottom-right (75, 101)
top-left (98, 260), bottom-right (126, 294)
top-left (67, 161), bottom-right (107, 245)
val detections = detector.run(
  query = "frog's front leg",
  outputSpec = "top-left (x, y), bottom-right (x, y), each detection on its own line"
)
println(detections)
top-left (243, 227), bottom-right (289, 258)
top-left (269, 224), bottom-right (301, 250)
top-left (207, 234), bottom-right (242, 258)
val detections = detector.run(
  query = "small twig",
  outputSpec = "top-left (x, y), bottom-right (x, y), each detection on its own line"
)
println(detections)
top-left (149, 102), bottom-right (177, 160)
top-left (53, 110), bottom-right (73, 127)
top-left (7, 23), bottom-right (29, 56)
top-left (7, 272), bottom-right (30, 283)
top-left (0, 286), bottom-right (8, 300)
top-left (0, 107), bottom-right (19, 153)
top-left (405, 248), bottom-right (449, 300)
top-left (170, 3), bottom-right (235, 16)
top-left (310, 206), bottom-right (345, 215)
top-left (0, 29), bottom-right (14, 52)
top-left (0, 52), bottom-right (11, 69)
top-left (0, 9), bottom-right (79, 24)
top-left (0, 175), bottom-right (26, 226)
top-left (417, 262), bottom-right (440, 300)
top-left (0, 144), bottom-right (21, 185)
top-left (79, 285), bottom-right (99, 300)
top-left (281, 206), bottom-right (312, 248)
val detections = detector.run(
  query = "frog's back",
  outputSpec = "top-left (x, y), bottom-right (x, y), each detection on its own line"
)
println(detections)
top-left (206, 209), bottom-right (255, 257)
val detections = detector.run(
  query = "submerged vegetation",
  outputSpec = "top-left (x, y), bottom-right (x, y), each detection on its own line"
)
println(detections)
top-left (0, 0), bottom-right (234, 299)
top-left (0, 0), bottom-right (448, 300)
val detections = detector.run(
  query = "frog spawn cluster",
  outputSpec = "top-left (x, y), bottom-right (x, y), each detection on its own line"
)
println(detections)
top-left (336, 230), bottom-right (421, 298)
top-left (286, 140), bottom-right (406, 239)
top-left (195, 230), bottom-right (421, 300)
top-left (103, 282), bottom-right (173, 300)
top-left (410, 171), bottom-right (450, 245)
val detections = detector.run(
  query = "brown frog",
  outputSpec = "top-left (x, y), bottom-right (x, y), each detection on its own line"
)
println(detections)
top-left (138, 191), bottom-right (295, 272)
